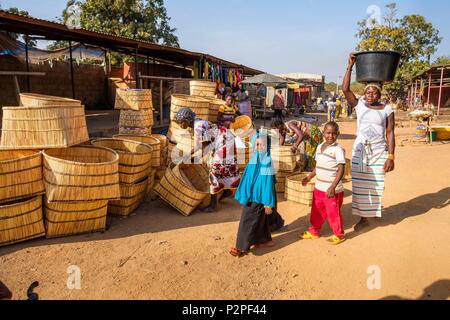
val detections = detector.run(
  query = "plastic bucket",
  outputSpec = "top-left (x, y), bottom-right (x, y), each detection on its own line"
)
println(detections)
top-left (355, 51), bottom-right (401, 83)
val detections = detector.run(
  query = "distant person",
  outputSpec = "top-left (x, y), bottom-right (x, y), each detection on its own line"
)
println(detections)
top-left (300, 121), bottom-right (346, 245)
top-left (342, 53), bottom-right (396, 231)
top-left (272, 89), bottom-right (285, 119)
top-left (235, 83), bottom-right (251, 117)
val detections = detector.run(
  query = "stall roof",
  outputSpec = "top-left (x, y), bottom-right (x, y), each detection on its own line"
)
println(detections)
top-left (0, 10), bottom-right (263, 75)
top-left (412, 64), bottom-right (450, 82)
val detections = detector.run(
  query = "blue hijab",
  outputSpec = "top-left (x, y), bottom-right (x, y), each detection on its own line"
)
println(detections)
top-left (234, 132), bottom-right (276, 208)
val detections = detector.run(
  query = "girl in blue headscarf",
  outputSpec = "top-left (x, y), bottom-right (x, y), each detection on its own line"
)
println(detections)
top-left (230, 132), bottom-right (284, 257)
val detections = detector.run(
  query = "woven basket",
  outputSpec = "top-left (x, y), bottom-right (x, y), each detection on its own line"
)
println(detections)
top-left (0, 196), bottom-right (45, 247)
top-left (153, 163), bottom-right (209, 216)
top-left (170, 94), bottom-right (210, 121)
top-left (118, 127), bottom-right (152, 136)
top-left (146, 168), bottom-right (157, 194)
top-left (0, 105), bottom-right (89, 149)
top-left (271, 145), bottom-right (298, 172)
top-left (173, 163), bottom-right (210, 209)
top-left (167, 121), bottom-right (193, 145)
top-left (19, 93), bottom-right (81, 107)
top-left (91, 138), bottom-right (153, 184)
top-left (344, 158), bottom-right (352, 181)
top-left (44, 198), bottom-right (108, 238)
top-left (237, 142), bottom-right (252, 171)
top-left (115, 88), bottom-right (152, 110)
top-left (151, 134), bottom-right (168, 164)
top-left (230, 115), bottom-right (254, 139)
top-left (285, 172), bottom-right (315, 206)
top-left (0, 150), bottom-right (45, 203)
top-left (275, 170), bottom-right (297, 193)
top-left (108, 177), bottom-right (148, 216)
top-left (189, 80), bottom-right (216, 97)
top-left (202, 97), bottom-right (224, 123)
top-left (112, 134), bottom-right (160, 168)
top-left (43, 146), bottom-right (120, 201)
top-left (119, 109), bottom-right (154, 127)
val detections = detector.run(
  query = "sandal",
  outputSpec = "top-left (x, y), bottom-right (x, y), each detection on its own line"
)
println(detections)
top-left (229, 247), bottom-right (244, 257)
top-left (327, 235), bottom-right (346, 245)
top-left (253, 241), bottom-right (275, 248)
top-left (300, 231), bottom-right (320, 239)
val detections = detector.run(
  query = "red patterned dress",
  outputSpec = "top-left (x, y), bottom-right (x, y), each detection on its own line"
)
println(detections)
top-left (208, 127), bottom-right (241, 194)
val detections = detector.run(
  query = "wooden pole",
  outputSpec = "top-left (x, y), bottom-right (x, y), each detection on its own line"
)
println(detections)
top-left (160, 79), bottom-right (163, 126)
top-left (427, 72), bottom-right (432, 104)
top-left (69, 40), bottom-right (75, 99)
top-left (414, 79), bottom-right (418, 108)
top-left (437, 68), bottom-right (444, 116)
top-left (134, 47), bottom-right (139, 89)
top-left (25, 35), bottom-right (30, 92)
top-left (146, 55), bottom-right (150, 89)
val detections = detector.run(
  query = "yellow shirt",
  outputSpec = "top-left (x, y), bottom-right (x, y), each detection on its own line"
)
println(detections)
top-left (218, 104), bottom-right (238, 115)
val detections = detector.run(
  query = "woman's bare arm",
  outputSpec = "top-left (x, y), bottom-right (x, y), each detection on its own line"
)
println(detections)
top-left (342, 53), bottom-right (358, 107)
top-left (384, 113), bottom-right (395, 172)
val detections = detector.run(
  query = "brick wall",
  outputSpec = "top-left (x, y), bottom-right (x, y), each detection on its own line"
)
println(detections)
top-left (0, 56), bottom-right (106, 109)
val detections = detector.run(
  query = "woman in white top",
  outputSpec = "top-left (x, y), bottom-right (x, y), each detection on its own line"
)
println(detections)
top-left (342, 53), bottom-right (396, 231)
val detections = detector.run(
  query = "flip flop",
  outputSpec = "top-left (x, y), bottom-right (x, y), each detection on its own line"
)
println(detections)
top-left (327, 235), bottom-right (346, 245)
top-left (300, 231), bottom-right (320, 239)
top-left (229, 247), bottom-right (244, 257)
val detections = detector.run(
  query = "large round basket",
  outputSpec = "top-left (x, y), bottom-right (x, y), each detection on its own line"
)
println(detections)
top-left (151, 134), bottom-right (168, 164)
top-left (170, 94), bottom-right (210, 121)
top-left (19, 93), bottom-right (81, 107)
top-left (44, 198), bottom-right (108, 238)
top-left (0, 196), bottom-right (45, 247)
top-left (119, 109), bottom-right (154, 127)
top-left (343, 158), bottom-right (351, 182)
top-left (189, 80), bottom-right (216, 97)
top-left (271, 145), bottom-right (298, 172)
top-left (275, 170), bottom-right (297, 193)
top-left (153, 163), bottom-right (209, 216)
top-left (0, 150), bottom-right (45, 203)
top-left (172, 163), bottom-right (211, 209)
top-left (285, 172), bottom-right (315, 206)
top-left (43, 146), bottom-right (120, 201)
top-left (91, 138), bottom-right (153, 184)
top-left (108, 177), bottom-right (148, 216)
top-left (0, 105), bottom-right (89, 149)
top-left (202, 97), bottom-right (224, 123)
top-left (112, 134), bottom-right (160, 167)
top-left (114, 88), bottom-right (152, 110)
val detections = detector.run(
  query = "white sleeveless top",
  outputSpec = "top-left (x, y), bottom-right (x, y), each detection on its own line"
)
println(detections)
top-left (353, 98), bottom-right (393, 156)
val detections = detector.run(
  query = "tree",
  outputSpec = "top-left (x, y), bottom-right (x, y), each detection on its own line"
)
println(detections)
top-left (433, 56), bottom-right (450, 66)
top-left (2, 7), bottom-right (37, 47)
top-left (355, 2), bottom-right (441, 101)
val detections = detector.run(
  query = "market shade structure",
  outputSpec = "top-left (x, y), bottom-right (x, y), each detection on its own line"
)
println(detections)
top-left (241, 73), bottom-right (288, 86)
top-left (242, 73), bottom-right (289, 125)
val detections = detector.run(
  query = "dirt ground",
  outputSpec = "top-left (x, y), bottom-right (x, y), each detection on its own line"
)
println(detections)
top-left (1, 116), bottom-right (449, 300)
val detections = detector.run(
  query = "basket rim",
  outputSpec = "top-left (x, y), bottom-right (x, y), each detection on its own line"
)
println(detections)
top-left (0, 195), bottom-right (41, 209)
top-left (286, 172), bottom-right (316, 184)
top-left (0, 150), bottom-right (41, 165)
top-left (91, 138), bottom-right (154, 155)
top-left (2, 104), bottom-right (84, 110)
top-left (19, 93), bottom-right (81, 103)
top-left (43, 145), bottom-right (119, 166)
top-left (171, 94), bottom-right (210, 102)
top-left (113, 134), bottom-right (160, 146)
top-left (167, 162), bottom-right (210, 196)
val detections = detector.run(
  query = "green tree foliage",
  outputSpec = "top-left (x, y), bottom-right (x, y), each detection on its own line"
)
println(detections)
top-left (48, 0), bottom-right (179, 65)
top-left (355, 3), bottom-right (441, 101)
top-left (433, 56), bottom-right (450, 66)
top-left (2, 7), bottom-right (37, 47)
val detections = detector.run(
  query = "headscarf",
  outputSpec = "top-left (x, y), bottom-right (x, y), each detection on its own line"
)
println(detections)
top-left (174, 107), bottom-right (196, 124)
top-left (364, 82), bottom-right (382, 94)
top-left (234, 132), bottom-right (276, 208)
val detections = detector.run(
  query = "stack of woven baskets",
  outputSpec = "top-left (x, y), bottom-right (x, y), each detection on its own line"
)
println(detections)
top-left (115, 88), bottom-right (154, 135)
top-left (0, 93), bottom-right (123, 245)
top-left (271, 143), bottom-right (303, 193)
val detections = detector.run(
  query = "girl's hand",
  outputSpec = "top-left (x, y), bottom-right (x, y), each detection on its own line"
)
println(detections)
top-left (291, 145), bottom-right (298, 153)
top-left (326, 186), bottom-right (336, 198)
top-left (264, 206), bottom-right (273, 215)
top-left (301, 176), bottom-right (310, 186)
top-left (348, 53), bottom-right (356, 67)
top-left (384, 159), bottom-right (395, 172)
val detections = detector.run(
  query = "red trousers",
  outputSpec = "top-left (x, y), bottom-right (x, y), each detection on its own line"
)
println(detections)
top-left (308, 189), bottom-right (344, 238)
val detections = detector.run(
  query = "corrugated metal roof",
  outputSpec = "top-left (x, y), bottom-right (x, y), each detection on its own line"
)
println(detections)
top-left (0, 10), bottom-right (263, 75)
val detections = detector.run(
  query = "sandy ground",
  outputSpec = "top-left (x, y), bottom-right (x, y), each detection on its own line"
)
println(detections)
top-left (1, 117), bottom-right (449, 300)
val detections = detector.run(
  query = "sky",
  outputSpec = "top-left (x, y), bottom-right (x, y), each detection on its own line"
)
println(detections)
top-left (1, 0), bottom-right (449, 82)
